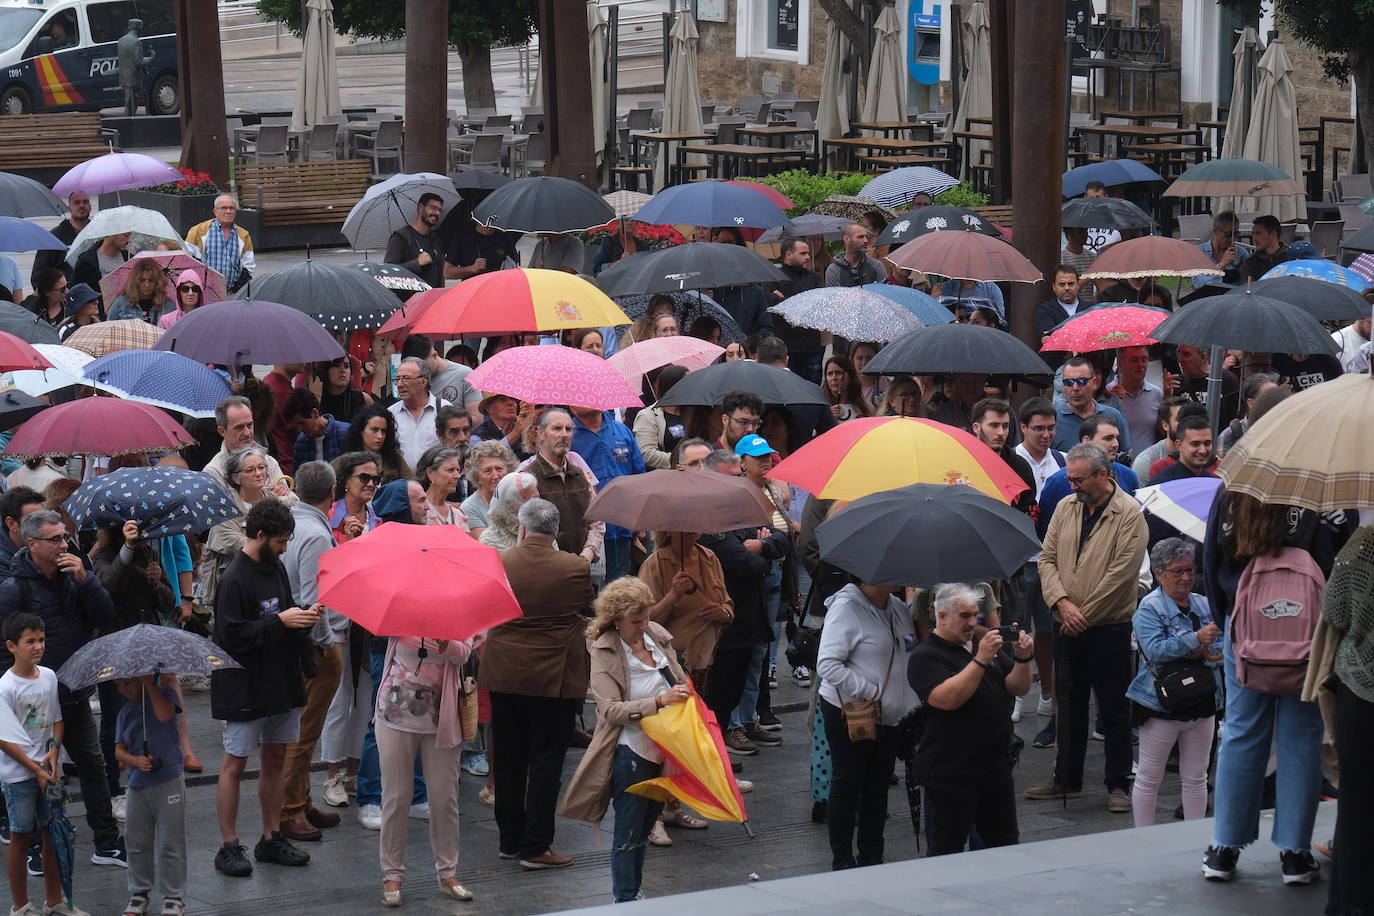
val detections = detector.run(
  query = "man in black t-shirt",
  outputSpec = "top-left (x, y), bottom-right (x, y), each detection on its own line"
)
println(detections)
top-left (1169, 345), bottom-right (1240, 429)
top-left (444, 223), bottom-right (521, 280)
top-left (383, 192), bottom-right (445, 290)
top-left (1268, 352), bottom-right (1343, 392)
top-left (908, 583), bottom-right (1035, 856)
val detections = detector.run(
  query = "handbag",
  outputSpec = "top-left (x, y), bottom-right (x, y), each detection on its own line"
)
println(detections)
top-left (457, 655), bottom-right (480, 743)
top-left (1152, 658), bottom-right (1217, 714)
top-left (785, 577), bottom-right (824, 671)
top-left (841, 614), bottom-right (900, 743)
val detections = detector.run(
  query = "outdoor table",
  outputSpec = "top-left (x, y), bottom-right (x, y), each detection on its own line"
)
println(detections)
top-left (949, 130), bottom-right (993, 177)
top-left (736, 125), bottom-right (819, 161)
top-left (1096, 109), bottom-right (1184, 126)
top-left (1121, 141), bottom-right (1209, 178)
top-left (631, 131), bottom-right (714, 171)
top-left (1196, 120), bottom-right (1226, 159)
top-left (822, 136), bottom-right (945, 173)
top-left (857, 154), bottom-right (953, 172)
top-left (848, 121), bottom-right (935, 141)
top-left (1073, 123), bottom-right (1199, 159)
top-left (231, 124), bottom-right (309, 162)
top-left (675, 143), bottom-right (808, 179)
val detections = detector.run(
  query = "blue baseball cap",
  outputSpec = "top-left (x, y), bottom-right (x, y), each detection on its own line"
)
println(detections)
top-left (734, 434), bottom-right (778, 458)
top-left (1284, 240), bottom-right (1319, 260)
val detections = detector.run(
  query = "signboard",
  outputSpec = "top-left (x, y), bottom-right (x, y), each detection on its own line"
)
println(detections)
top-left (698, 0), bottom-right (727, 23)
top-left (1066, 0), bottom-right (1095, 77)
top-left (773, 0), bottom-right (799, 52)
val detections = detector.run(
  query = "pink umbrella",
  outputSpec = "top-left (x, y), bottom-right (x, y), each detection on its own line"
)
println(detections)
top-left (54, 152), bottom-right (182, 198)
top-left (2, 397), bottom-right (195, 459)
top-left (608, 335), bottom-right (725, 383)
top-left (466, 345), bottom-right (644, 410)
top-left (98, 251), bottom-right (228, 305)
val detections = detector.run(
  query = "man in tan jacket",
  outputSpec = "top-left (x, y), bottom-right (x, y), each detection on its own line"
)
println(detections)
top-left (1028, 442), bottom-right (1146, 814)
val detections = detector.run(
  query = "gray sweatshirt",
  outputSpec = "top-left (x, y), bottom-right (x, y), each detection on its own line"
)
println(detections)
top-left (817, 584), bottom-right (920, 726)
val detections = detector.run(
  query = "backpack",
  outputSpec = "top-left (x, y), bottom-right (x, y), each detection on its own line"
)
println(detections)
top-left (1231, 547), bottom-right (1325, 695)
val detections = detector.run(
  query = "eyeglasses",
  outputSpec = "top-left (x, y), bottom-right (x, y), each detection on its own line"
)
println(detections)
top-left (29, 535), bottom-right (66, 546)
top-left (1163, 565), bottom-right (1195, 577)
top-left (1062, 377), bottom-right (1092, 387)
top-left (351, 473), bottom-right (380, 486)
top-left (395, 375), bottom-right (422, 384)
top-left (1026, 424), bottom-right (1055, 434)
top-left (727, 415), bottom-right (762, 429)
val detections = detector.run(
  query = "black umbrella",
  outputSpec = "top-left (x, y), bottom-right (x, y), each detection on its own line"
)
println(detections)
top-left (595, 242), bottom-right (787, 297)
top-left (862, 323), bottom-right (1053, 385)
top-left (448, 168), bottom-right (512, 191)
top-left (0, 389), bottom-right (48, 431)
top-left (1249, 276), bottom-right (1370, 321)
top-left (472, 176), bottom-right (615, 233)
top-left (1060, 197), bottom-right (1155, 230)
top-left (0, 172), bottom-right (65, 219)
top-left (0, 303), bottom-right (60, 344)
top-left (344, 262), bottom-right (431, 293)
top-left (236, 260), bottom-right (404, 332)
top-left (616, 291), bottom-right (748, 343)
top-left (1151, 289), bottom-right (1340, 355)
top-left (1341, 223), bottom-right (1374, 254)
top-left (656, 360), bottom-right (828, 408)
top-left (817, 483), bottom-right (1040, 587)
top-left (874, 205), bottom-right (1004, 247)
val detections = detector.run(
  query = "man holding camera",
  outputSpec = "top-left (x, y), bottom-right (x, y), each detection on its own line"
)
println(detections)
top-left (908, 583), bottom-right (1035, 856)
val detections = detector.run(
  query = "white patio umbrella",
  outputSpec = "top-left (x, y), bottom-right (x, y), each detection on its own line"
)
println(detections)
top-left (860, 5), bottom-right (904, 127)
top-left (1240, 39), bottom-right (1303, 222)
top-left (950, 0), bottom-right (992, 182)
top-left (291, 0), bottom-right (341, 127)
top-left (589, 3), bottom-right (610, 169)
top-left (656, 12), bottom-right (704, 190)
top-left (1220, 28), bottom-right (1262, 161)
top-left (815, 16), bottom-right (850, 169)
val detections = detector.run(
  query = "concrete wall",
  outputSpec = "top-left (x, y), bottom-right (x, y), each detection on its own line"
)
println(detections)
top-left (696, 1), bottom-right (828, 105)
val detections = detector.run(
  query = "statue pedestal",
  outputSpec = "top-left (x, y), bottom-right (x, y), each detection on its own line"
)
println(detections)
top-left (100, 114), bottom-right (182, 149)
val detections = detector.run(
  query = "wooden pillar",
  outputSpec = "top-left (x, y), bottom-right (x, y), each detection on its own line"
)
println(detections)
top-left (175, 0), bottom-right (229, 188)
top-left (538, 0), bottom-right (597, 188)
top-left (986, 0), bottom-right (1014, 205)
top-left (404, 0), bottom-right (449, 174)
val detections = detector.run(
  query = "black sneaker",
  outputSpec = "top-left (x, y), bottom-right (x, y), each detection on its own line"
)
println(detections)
top-left (0, 808), bottom-right (8, 844)
top-left (767, 665), bottom-right (778, 689)
top-left (254, 831), bottom-right (310, 867)
top-left (1202, 845), bottom-right (1239, 881)
top-left (26, 840), bottom-right (42, 876)
top-left (1032, 716), bottom-right (1056, 748)
top-left (757, 709), bottom-right (782, 732)
top-left (214, 840), bottom-right (253, 877)
top-left (91, 835), bottom-right (128, 867)
top-left (1280, 850), bottom-right (1320, 886)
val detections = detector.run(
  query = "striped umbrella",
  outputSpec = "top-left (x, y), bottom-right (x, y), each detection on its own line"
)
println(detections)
top-left (861, 167), bottom-right (959, 208)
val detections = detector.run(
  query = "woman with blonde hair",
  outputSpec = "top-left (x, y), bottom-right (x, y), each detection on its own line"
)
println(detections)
top-left (108, 259), bottom-right (171, 323)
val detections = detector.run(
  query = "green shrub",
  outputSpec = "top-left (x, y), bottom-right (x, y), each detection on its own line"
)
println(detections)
top-left (933, 182), bottom-right (990, 209)
top-left (757, 170), bottom-right (871, 216)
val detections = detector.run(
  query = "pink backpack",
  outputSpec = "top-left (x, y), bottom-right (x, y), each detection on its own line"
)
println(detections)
top-left (1231, 547), bottom-right (1325, 695)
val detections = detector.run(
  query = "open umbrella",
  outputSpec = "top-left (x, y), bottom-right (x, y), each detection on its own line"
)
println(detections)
top-left (317, 522), bottom-right (523, 640)
top-left (810, 195), bottom-right (897, 224)
top-left (0, 217), bottom-right (66, 254)
top-left (768, 287), bottom-right (923, 343)
top-left (1344, 224), bottom-right (1374, 255)
top-left (464, 344), bottom-right (643, 410)
top-left (727, 180), bottom-right (793, 210)
top-left (473, 176), bottom-right (615, 233)
top-left (862, 283), bottom-right (956, 327)
top-left (595, 243), bottom-right (786, 297)
top-left (1080, 235), bottom-right (1224, 280)
top-left (345, 261), bottom-right (431, 294)
top-left (768, 416), bottom-right (1030, 503)
top-left (817, 483), bottom-right (1040, 586)
top-left (0, 332), bottom-right (53, 371)
top-left (614, 291), bottom-right (747, 344)
top-left (154, 299), bottom-right (345, 367)
top-left (412, 269), bottom-right (630, 336)
top-left (950, 0), bottom-right (992, 181)
top-left (292, 0), bottom-right (341, 126)
top-left (375, 287), bottom-right (443, 342)
top-left (341, 172), bottom-right (461, 250)
top-left (603, 191), bottom-right (652, 220)
top-left (1134, 477), bottom-right (1223, 542)
top-left (80, 349), bottom-right (233, 417)
top-left (1249, 276), bottom-right (1370, 322)
top-left (886, 230), bottom-right (1042, 283)
top-left (64, 319), bottom-right (163, 357)
top-left (656, 11), bottom-right (705, 190)
top-left (861, 168), bottom-right (959, 209)
top-left (656, 360), bottom-right (827, 408)
top-left (4, 343), bottom-right (92, 396)
top-left (585, 469), bottom-right (773, 533)
top-left (65, 206), bottom-right (181, 264)
top-left (57, 623), bottom-right (242, 689)
top-left (1150, 289), bottom-right (1338, 356)
top-left (874, 206), bottom-right (1004, 247)
top-left (237, 259), bottom-right (402, 332)
top-left (98, 250), bottom-right (228, 305)
top-left (607, 336), bottom-right (725, 383)
top-left (0, 172), bottom-right (65, 218)
top-left (861, 5), bottom-right (905, 124)
top-left (628, 691), bottom-right (747, 826)
top-left (3, 397), bottom-right (195, 459)
top-left (1349, 253), bottom-right (1374, 284)
top-left (0, 304), bottom-right (60, 345)
top-left (1239, 39), bottom-right (1303, 222)
top-left (449, 168), bottom-right (510, 191)
top-left (755, 213), bottom-right (853, 244)
top-left (0, 390), bottom-right (47, 431)
top-left (1062, 159), bottom-right (1164, 198)
top-left (53, 152), bottom-right (180, 198)
top-left (1041, 304), bottom-right (1167, 353)
top-left (64, 466), bottom-right (241, 537)
top-left (633, 182), bottom-right (793, 232)
top-left (1162, 157), bottom-right (1304, 199)
top-left (1262, 258), bottom-right (1370, 291)
top-left (1060, 197), bottom-right (1155, 230)
top-left (863, 322), bottom-right (1053, 384)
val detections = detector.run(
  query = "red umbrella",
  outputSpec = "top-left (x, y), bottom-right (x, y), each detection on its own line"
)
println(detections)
top-left (1040, 305), bottom-right (1168, 353)
top-left (886, 229), bottom-right (1043, 283)
top-left (316, 522), bottom-right (522, 641)
top-left (2, 397), bottom-right (195, 459)
top-left (727, 180), bottom-right (794, 210)
top-left (1081, 235), bottom-right (1223, 280)
top-left (0, 331), bottom-right (53, 372)
top-left (376, 288), bottom-right (444, 343)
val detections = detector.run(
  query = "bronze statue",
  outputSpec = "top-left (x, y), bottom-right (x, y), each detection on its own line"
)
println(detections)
top-left (116, 18), bottom-right (154, 116)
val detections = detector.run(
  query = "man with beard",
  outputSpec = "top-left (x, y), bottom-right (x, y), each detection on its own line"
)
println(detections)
top-left (520, 408), bottom-right (604, 566)
top-left (384, 193), bottom-right (446, 290)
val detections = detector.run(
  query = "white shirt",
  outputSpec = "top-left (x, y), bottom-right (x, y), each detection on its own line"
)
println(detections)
top-left (617, 635), bottom-right (670, 763)
top-left (1332, 324), bottom-right (1371, 374)
top-left (388, 394), bottom-right (448, 469)
top-left (1014, 443), bottom-right (1062, 500)
top-left (0, 667), bottom-right (60, 784)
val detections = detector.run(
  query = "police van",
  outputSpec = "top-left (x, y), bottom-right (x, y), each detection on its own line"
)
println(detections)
top-left (0, 0), bottom-right (179, 115)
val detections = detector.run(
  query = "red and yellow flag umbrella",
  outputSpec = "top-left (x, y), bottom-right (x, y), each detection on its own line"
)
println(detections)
top-left (410, 268), bottom-right (631, 336)
top-left (626, 690), bottom-right (747, 826)
top-left (768, 416), bottom-right (1029, 503)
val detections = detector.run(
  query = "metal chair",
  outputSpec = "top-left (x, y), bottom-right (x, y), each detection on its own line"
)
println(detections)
top-left (737, 94), bottom-right (764, 121)
top-left (523, 133), bottom-right (545, 177)
top-left (1335, 173), bottom-right (1371, 202)
top-left (1177, 213), bottom-right (1212, 243)
top-left (482, 114), bottom-right (513, 133)
top-left (357, 119), bottom-right (404, 177)
top-left (245, 124), bottom-right (289, 164)
top-left (1338, 204), bottom-right (1373, 236)
top-left (305, 122), bottom-right (339, 161)
top-left (1308, 220), bottom-right (1345, 258)
top-left (626, 108), bottom-right (653, 132)
top-left (467, 133), bottom-right (505, 174)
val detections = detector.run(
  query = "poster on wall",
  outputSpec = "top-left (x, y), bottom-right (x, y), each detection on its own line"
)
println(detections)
top-left (1067, 0), bottom-right (1095, 77)
top-left (774, 0), bottom-right (799, 52)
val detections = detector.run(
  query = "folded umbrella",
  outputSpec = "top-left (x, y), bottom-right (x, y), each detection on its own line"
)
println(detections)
top-left (628, 692), bottom-right (747, 825)
top-left (861, 167), bottom-right (959, 209)
top-left (614, 290), bottom-right (747, 344)
top-left (44, 784), bottom-right (76, 912)
top-left (863, 323), bottom-right (1052, 385)
top-left (464, 344), bottom-right (643, 410)
top-left (596, 242), bottom-right (787, 297)
top-left (3, 397), bottom-right (195, 459)
top-left (237, 259), bottom-right (403, 333)
top-left (1041, 304), bottom-right (1168, 353)
top-left (817, 483), bottom-right (1040, 587)
top-left (1080, 235), bottom-right (1224, 280)
top-left (53, 152), bottom-right (181, 198)
top-left (1060, 197), bottom-right (1155, 230)
top-left (886, 229), bottom-right (1042, 283)
top-left (584, 469), bottom-right (773, 533)
top-left (1134, 477), bottom-right (1223, 542)
top-left (0, 172), bottom-right (65, 219)
top-left (874, 205), bottom-right (1004, 248)
top-left (632, 180), bottom-right (794, 231)
top-left (473, 176), bottom-right (615, 233)
top-left (412, 269), bottom-right (631, 336)
top-left (341, 172), bottom-right (461, 250)
top-left (57, 624), bottom-right (242, 689)
top-left (1249, 275), bottom-right (1370, 321)
top-left (861, 283), bottom-right (955, 327)
top-left (768, 287), bottom-right (922, 343)
top-left (63, 319), bottom-right (163, 358)
top-left (0, 217), bottom-right (66, 254)
top-left (1062, 159), bottom-right (1164, 198)
top-left (607, 335), bottom-right (724, 383)
top-left (1149, 289), bottom-right (1339, 355)
top-left (0, 331), bottom-right (54, 371)
top-left (0, 390), bottom-right (48, 431)
top-left (80, 349), bottom-right (233, 418)
top-left (155, 299), bottom-right (345, 367)
top-left (656, 360), bottom-right (827, 408)
top-left (66, 206), bottom-right (181, 265)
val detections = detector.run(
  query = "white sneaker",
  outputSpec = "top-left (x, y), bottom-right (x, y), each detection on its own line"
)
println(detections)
top-left (734, 778), bottom-right (753, 794)
top-left (111, 794), bottom-right (127, 823)
top-left (1011, 696), bottom-right (1024, 723)
top-left (1037, 695), bottom-right (1054, 717)
top-left (177, 674), bottom-right (210, 693)
top-left (409, 802), bottom-right (430, 820)
top-left (322, 774), bottom-right (349, 808)
top-left (792, 667), bottom-right (811, 688)
top-left (358, 803), bottom-right (382, 830)
top-left (43, 903), bottom-right (90, 916)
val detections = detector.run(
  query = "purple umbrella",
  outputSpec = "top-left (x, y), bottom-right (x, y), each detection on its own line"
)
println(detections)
top-left (154, 299), bottom-right (345, 369)
top-left (1134, 476), bottom-right (1223, 542)
top-left (54, 152), bottom-right (181, 197)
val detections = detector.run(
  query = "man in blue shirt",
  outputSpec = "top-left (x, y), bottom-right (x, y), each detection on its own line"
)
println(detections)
top-left (1037, 414), bottom-right (1139, 540)
top-left (1192, 211), bottom-right (1245, 289)
top-left (282, 390), bottom-right (351, 469)
top-left (1052, 356), bottom-right (1132, 458)
top-left (569, 406), bottom-right (646, 583)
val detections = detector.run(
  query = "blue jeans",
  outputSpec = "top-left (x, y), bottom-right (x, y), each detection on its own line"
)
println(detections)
top-left (604, 537), bottom-right (632, 585)
top-left (610, 746), bottom-right (663, 902)
top-left (729, 643), bottom-right (769, 729)
top-left (1211, 617), bottom-right (1323, 852)
top-left (356, 642), bottom-right (426, 808)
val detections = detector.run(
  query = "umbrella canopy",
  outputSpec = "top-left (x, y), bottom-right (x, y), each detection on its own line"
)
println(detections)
top-left (64, 466), bottom-right (241, 537)
top-left (1150, 289), bottom-right (1339, 355)
top-left (607, 335), bottom-right (725, 383)
top-left (1060, 197), bottom-right (1155, 230)
top-left (862, 283), bottom-right (956, 327)
top-left (464, 344), bottom-right (643, 410)
top-left (412, 269), bottom-right (630, 336)
top-left (98, 250), bottom-right (228, 305)
top-left (817, 483), bottom-right (1040, 587)
top-left (1249, 276), bottom-right (1370, 322)
top-left (1041, 304), bottom-right (1167, 352)
top-left (589, 2), bottom-right (609, 168)
top-left (345, 261), bottom-right (431, 294)
top-left (596, 242), bottom-right (786, 297)
top-left (1344, 224), bottom-right (1374, 255)
top-left (815, 16), bottom-right (851, 167)
top-left (66, 206), bottom-right (181, 264)
top-left (1080, 235), bottom-right (1224, 280)
top-left (53, 152), bottom-right (180, 198)
top-left (57, 624), bottom-right (241, 689)
top-left (0, 217), bottom-right (65, 254)
top-left (236, 260), bottom-right (402, 332)
top-left (861, 5), bottom-right (905, 124)
top-left (656, 361), bottom-right (827, 408)
top-left (656, 11), bottom-right (705, 189)
top-left (861, 168), bottom-right (959, 209)
top-left (627, 692), bottom-right (747, 825)
top-left (292, 0), bottom-right (341, 127)
top-left (0, 332), bottom-right (53, 371)
top-left (603, 190), bottom-right (652, 219)
top-left (0, 172), bottom-right (65, 218)
top-left (615, 290), bottom-right (747, 343)
top-left (0, 304), bottom-right (60, 345)
top-left (80, 349), bottom-right (233, 417)
top-left (1239, 39), bottom-right (1303, 222)
top-left (1262, 258), bottom-right (1370, 291)
top-left (873, 205), bottom-right (1004, 247)
top-left (863, 323), bottom-right (1053, 384)
top-left (755, 213), bottom-right (853, 244)
top-left (634, 182), bottom-right (793, 232)
top-left (375, 287), bottom-right (443, 342)
top-left (1218, 373), bottom-right (1374, 511)
top-left (0, 390), bottom-right (48, 431)
top-left (64, 319), bottom-right (162, 357)
top-left (1134, 477), bottom-right (1223, 543)
top-left (317, 522), bottom-right (523, 640)
top-left (449, 168), bottom-right (511, 191)
top-left (886, 230), bottom-right (1043, 283)
top-left (473, 176), bottom-right (615, 233)
top-left (1221, 28), bottom-right (1262, 163)
top-left (1062, 159), bottom-right (1165, 198)
top-left (951, 0), bottom-right (992, 181)
top-left (341, 172), bottom-right (461, 251)
top-left (1162, 157), bottom-right (1304, 199)
top-left (154, 299), bottom-right (345, 367)
top-left (3, 397), bottom-right (194, 459)
top-left (811, 194), bottom-right (896, 223)
top-left (768, 416), bottom-right (1030, 503)
top-left (3, 343), bottom-right (93, 396)
top-left (768, 287), bottom-right (923, 342)
top-left (727, 180), bottom-right (793, 210)
top-left (584, 469), bottom-right (773, 533)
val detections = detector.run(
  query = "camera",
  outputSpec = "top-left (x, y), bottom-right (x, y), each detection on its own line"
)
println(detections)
top-left (993, 625), bottom-right (1021, 644)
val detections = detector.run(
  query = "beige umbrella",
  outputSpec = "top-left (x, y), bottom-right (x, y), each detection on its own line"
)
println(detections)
top-left (1240, 39), bottom-right (1303, 222)
top-left (291, 0), bottom-right (341, 127)
top-left (950, 0), bottom-right (992, 182)
top-left (656, 12), bottom-right (704, 190)
top-left (1220, 28), bottom-right (1262, 161)
top-left (589, 4), bottom-right (609, 170)
top-left (860, 6), bottom-right (904, 128)
top-left (815, 16), bottom-right (850, 169)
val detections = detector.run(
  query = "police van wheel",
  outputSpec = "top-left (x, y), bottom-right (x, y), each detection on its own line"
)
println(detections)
top-left (149, 74), bottom-right (179, 116)
top-left (0, 86), bottom-right (32, 116)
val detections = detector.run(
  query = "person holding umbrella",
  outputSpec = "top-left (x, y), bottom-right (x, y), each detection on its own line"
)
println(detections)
top-left (56, 284), bottom-right (103, 343)
top-left (107, 261), bottom-right (170, 325)
top-left (383, 194), bottom-right (446, 291)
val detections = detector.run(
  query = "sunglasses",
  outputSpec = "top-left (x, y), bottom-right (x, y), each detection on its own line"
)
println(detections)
top-left (178, 284), bottom-right (200, 293)
top-left (1062, 377), bottom-right (1092, 387)
top-left (351, 473), bottom-right (380, 486)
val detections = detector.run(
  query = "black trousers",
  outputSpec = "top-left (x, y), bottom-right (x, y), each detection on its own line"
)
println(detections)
top-left (1053, 622), bottom-right (1134, 792)
top-left (60, 695), bottom-right (121, 849)
top-left (1328, 679), bottom-right (1374, 916)
top-left (489, 692), bottom-right (578, 860)
top-left (820, 699), bottom-right (897, 869)
top-left (704, 643), bottom-right (754, 730)
top-left (924, 769), bottom-right (1020, 856)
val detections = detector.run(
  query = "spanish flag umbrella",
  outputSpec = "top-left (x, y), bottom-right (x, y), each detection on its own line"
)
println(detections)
top-left (768, 416), bottom-right (1029, 503)
top-left (626, 690), bottom-right (748, 828)
top-left (410, 268), bottom-right (631, 336)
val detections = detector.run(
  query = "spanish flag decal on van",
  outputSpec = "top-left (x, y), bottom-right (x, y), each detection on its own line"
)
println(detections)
top-left (35, 55), bottom-right (84, 107)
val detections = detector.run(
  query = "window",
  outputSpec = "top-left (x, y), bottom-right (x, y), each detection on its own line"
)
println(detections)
top-left (23, 10), bottom-right (80, 58)
top-left (736, 0), bottom-right (810, 65)
top-left (770, 0), bottom-right (799, 52)
top-left (87, 2), bottom-right (139, 45)
top-left (135, 0), bottom-right (177, 38)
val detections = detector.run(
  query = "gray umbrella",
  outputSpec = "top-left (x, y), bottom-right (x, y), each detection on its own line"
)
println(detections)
top-left (1342, 223), bottom-right (1374, 254)
top-left (1061, 197), bottom-right (1155, 230)
top-left (237, 260), bottom-right (404, 332)
top-left (472, 177), bottom-right (614, 233)
top-left (657, 360), bottom-right (827, 408)
top-left (0, 172), bottom-right (65, 219)
top-left (1151, 289), bottom-right (1339, 355)
top-left (863, 323), bottom-right (1052, 385)
top-left (0, 303), bottom-right (61, 344)
top-left (596, 242), bottom-right (786, 297)
top-left (57, 623), bottom-right (242, 689)
top-left (1249, 276), bottom-right (1370, 321)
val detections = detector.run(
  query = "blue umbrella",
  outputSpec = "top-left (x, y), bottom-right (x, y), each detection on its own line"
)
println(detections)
top-left (44, 783), bottom-right (75, 910)
top-left (1062, 159), bottom-right (1164, 197)
top-left (81, 349), bottom-right (232, 418)
top-left (0, 216), bottom-right (66, 254)
top-left (633, 181), bottom-right (795, 231)
top-left (862, 283), bottom-right (955, 327)
top-left (64, 466), bottom-right (242, 538)
top-left (56, 623), bottom-right (243, 688)
top-left (1261, 258), bottom-right (1371, 291)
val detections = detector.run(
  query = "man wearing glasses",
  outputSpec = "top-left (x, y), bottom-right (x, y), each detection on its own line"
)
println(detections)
top-left (186, 195), bottom-right (256, 293)
top-left (387, 357), bottom-right (448, 469)
top-left (716, 390), bottom-right (765, 452)
top-left (1052, 357), bottom-right (1132, 457)
top-left (1192, 211), bottom-right (1245, 289)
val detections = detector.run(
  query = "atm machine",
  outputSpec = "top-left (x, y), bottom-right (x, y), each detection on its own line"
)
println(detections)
top-left (907, 1), bottom-right (942, 115)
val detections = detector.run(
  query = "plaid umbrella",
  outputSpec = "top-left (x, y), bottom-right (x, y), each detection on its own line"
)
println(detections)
top-left (603, 191), bottom-right (652, 219)
top-left (57, 623), bottom-right (243, 688)
top-left (64, 320), bottom-right (163, 357)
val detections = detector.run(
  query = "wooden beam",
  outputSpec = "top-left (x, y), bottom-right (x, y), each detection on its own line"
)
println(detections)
top-left (539, 0), bottom-right (597, 188)
top-left (175, 0), bottom-right (229, 187)
top-left (404, 0), bottom-right (449, 174)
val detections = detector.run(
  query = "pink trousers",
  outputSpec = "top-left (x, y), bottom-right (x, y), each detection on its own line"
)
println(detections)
top-left (1131, 714), bottom-right (1214, 827)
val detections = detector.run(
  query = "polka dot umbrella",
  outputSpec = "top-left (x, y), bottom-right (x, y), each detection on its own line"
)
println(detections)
top-left (464, 344), bottom-right (643, 410)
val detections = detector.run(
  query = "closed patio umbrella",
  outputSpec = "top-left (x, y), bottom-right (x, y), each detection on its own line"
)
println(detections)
top-left (657, 12), bottom-right (705, 190)
top-left (950, 0), bottom-right (992, 181)
top-left (589, 3), bottom-right (609, 169)
top-left (861, 6), bottom-right (904, 126)
top-left (1239, 39), bottom-right (1303, 222)
top-left (1221, 28), bottom-right (1261, 162)
top-left (292, 0), bottom-right (341, 127)
top-left (815, 17), bottom-right (850, 169)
